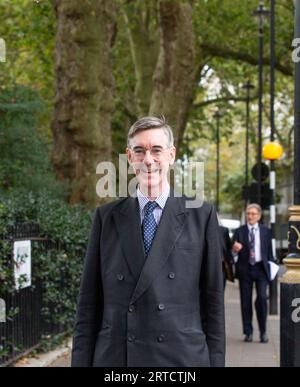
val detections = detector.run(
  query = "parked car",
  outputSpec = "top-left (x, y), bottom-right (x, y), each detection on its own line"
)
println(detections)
top-left (219, 218), bottom-right (241, 239)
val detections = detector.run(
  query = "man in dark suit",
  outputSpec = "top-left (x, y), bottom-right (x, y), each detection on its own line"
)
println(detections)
top-left (232, 204), bottom-right (274, 344)
top-left (71, 116), bottom-right (225, 367)
top-left (72, 117), bottom-right (225, 367)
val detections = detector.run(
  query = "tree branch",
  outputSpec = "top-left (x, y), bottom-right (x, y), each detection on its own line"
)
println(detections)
top-left (193, 94), bottom-right (258, 109)
top-left (201, 43), bottom-right (293, 76)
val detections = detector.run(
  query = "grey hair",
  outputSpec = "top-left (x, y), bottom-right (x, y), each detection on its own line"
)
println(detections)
top-left (127, 116), bottom-right (174, 147)
top-left (246, 203), bottom-right (262, 214)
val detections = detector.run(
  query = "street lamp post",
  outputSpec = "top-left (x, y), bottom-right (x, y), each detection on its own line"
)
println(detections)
top-left (269, 0), bottom-right (278, 316)
top-left (242, 80), bottom-right (255, 209)
top-left (280, 0), bottom-right (300, 367)
top-left (253, 1), bottom-right (270, 206)
top-left (214, 110), bottom-right (222, 213)
top-left (263, 142), bottom-right (283, 317)
top-left (270, 0), bottom-right (276, 143)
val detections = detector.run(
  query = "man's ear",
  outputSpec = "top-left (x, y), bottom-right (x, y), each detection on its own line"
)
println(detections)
top-left (126, 148), bottom-right (132, 164)
top-left (169, 146), bottom-right (176, 165)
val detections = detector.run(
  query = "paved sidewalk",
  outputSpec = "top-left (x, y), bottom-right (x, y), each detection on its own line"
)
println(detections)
top-left (47, 351), bottom-right (71, 367)
top-left (13, 339), bottom-right (72, 367)
top-left (225, 281), bottom-right (279, 367)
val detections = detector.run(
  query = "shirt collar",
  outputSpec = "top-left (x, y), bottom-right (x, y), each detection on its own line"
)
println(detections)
top-left (137, 184), bottom-right (170, 213)
top-left (247, 223), bottom-right (259, 232)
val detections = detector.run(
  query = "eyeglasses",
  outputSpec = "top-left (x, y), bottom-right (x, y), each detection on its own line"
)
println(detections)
top-left (130, 146), bottom-right (170, 160)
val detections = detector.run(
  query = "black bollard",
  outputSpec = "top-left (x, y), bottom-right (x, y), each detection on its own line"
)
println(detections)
top-left (280, 209), bottom-right (300, 366)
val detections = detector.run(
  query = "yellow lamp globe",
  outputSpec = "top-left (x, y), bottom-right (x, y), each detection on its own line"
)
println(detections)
top-left (262, 142), bottom-right (283, 160)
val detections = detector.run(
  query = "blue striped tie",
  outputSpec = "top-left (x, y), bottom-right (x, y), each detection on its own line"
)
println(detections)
top-left (143, 201), bottom-right (158, 256)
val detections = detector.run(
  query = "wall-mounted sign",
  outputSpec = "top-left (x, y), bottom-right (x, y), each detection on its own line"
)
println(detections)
top-left (13, 240), bottom-right (31, 290)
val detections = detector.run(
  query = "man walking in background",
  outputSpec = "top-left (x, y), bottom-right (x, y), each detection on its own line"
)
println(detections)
top-left (232, 203), bottom-right (274, 344)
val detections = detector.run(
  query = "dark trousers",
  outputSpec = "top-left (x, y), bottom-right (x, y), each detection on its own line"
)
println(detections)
top-left (239, 262), bottom-right (268, 336)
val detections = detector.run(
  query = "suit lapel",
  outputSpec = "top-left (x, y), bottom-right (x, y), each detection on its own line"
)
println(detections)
top-left (130, 196), bottom-right (187, 305)
top-left (113, 198), bottom-right (145, 282)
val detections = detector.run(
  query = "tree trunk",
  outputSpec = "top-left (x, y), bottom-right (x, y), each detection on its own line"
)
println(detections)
top-left (52, 0), bottom-right (115, 206)
top-left (123, 1), bottom-right (159, 117)
top-left (149, 0), bottom-right (197, 148)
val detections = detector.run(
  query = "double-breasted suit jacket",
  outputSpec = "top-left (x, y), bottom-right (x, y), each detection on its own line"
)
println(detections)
top-left (71, 195), bottom-right (225, 367)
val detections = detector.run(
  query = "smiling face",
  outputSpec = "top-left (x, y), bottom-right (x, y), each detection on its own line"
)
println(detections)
top-left (126, 128), bottom-right (176, 199)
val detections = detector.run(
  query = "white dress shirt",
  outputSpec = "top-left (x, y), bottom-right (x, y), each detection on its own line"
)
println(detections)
top-left (247, 223), bottom-right (262, 263)
top-left (137, 184), bottom-right (170, 225)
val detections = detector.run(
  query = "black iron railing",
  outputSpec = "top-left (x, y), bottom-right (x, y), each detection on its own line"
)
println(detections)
top-left (0, 223), bottom-right (67, 366)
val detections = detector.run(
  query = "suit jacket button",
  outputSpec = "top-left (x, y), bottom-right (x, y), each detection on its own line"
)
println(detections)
top-left (158, 303), bottom-right (165, 311)
top-left (168, 272), bottom-right (175, 279)
top-left (128, 335), bottom-right (135, 342)
top-left (117, 274), bottom-right (124, 281)
top-left (157, 335), bottom-right (165, 342)
top-left (128, 304), bottom-right (135, 313)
